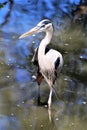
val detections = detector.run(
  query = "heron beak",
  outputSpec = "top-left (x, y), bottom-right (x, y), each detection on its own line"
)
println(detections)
top-left (19, 26), bottom-right (39, 39)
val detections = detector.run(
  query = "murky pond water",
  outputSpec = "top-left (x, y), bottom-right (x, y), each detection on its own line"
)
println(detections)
top-left (0, 0), bottom-right (87, 130)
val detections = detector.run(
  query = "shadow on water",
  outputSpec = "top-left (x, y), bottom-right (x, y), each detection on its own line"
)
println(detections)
top-left (0, 0), bottom-right (87, 130)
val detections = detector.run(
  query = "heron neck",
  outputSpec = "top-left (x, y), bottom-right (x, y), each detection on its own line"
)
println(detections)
top-left (38, 30), bottom-right (53, 56)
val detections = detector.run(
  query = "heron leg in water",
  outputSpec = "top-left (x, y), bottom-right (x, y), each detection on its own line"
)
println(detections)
top-left (52, 87), bottom-right (58, 100)
top-left (36, 73), bottom-right (43, 104)
top-left (48, 86), bottom-right (59, 109)
top-left (48, 88), bottom-right (53, 109)
top-left (37, 85), bottom-right (40, 104)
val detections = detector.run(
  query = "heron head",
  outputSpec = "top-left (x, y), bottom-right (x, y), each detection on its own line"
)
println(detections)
top-left (19, 19), bottom-right (53, 39)
top-left (37, 19), bottom-right (52, 32)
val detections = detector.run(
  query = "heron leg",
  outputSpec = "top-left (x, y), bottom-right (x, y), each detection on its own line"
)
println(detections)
top-left (48, 88), bottom-right (53, 109)
top-left (52, 87), bottom-right (58, 100)
top-left (37, 85), bottom-right (40, 104)
top-left (36, 74), bottom-right (43, 105)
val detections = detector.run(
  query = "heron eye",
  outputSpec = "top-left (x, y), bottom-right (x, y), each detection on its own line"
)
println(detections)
top-left (41, 24), bottom-right (45, 28)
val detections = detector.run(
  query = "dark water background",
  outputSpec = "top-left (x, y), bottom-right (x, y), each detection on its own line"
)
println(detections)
top-left (0, 0), bottom-right (87, 130)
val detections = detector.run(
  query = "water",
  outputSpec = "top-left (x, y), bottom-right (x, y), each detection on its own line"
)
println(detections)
top-left (0, 0), bottom-right (87, 130)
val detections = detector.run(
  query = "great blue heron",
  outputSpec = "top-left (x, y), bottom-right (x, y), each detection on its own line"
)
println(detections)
top-left (19, 19), bottom-right (63, 109)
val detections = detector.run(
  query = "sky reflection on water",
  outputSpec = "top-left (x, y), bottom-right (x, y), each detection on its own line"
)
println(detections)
top-left (0, 0), bottom-right (87, 130)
